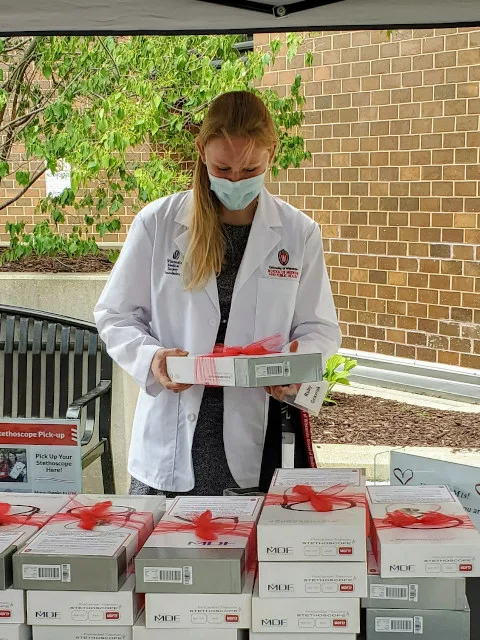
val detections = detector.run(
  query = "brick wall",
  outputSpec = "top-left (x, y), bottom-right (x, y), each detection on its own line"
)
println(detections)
top-left (256, 28), bottom-right (480, 369)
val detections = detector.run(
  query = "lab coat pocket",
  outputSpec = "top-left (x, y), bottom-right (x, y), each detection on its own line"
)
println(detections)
top-left (254, 277), bottom-right (298, 342)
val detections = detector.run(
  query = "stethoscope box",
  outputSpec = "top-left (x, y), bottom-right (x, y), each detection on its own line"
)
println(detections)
top-left (257, 468), bottom-right (368, 563)
top-left (134, 612), bottom-right (247, 640)
top-left (12, 495), bottom-right (165, 592)
top-left (135, 496), bottom-right (263, 595)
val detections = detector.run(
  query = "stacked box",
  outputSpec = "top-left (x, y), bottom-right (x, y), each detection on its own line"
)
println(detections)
top-left (14, 495), bottom-right (165, 591)
top-left (366, 485), bottom-right (477, 640)
top-left (140, 497), bottom-right (262, 635)
top-left (0, 493), bottom-right (71, 640)
top-left (136, 496), bottom-right (263, 594)
top-left (253, 468), bottom-right (366, 636)
top-left (19, 495), bottom-right (164, 640)
top-left (134, 612), bottom-right (248, 639)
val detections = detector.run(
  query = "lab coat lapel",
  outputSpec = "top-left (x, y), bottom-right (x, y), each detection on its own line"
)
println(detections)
top-left (173, 198), bottom-right (220, 314)
top-left (232, 189), bottom-right (281, 300)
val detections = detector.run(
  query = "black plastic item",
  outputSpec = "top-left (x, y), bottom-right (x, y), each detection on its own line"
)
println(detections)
top-left (199, 0), bottom-right (344, 18)
top-left (466, 579), bottom-right (479, 640)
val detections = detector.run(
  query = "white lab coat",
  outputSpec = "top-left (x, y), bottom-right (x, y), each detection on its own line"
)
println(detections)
top-left (94, 188), bottom-right (341, 492)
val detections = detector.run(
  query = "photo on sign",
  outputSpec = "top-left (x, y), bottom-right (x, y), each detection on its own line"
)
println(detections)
top-left (0, 448), bottom-right (27, 483)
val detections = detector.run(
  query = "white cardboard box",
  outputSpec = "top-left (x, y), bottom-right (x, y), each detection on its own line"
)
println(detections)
top-left (166, 352), bottom-right (323, 387)
top-left (368, 485), bottom-right (480, 578)
top-left (14, 495), bottom-right (165, 591)
top-left (250, 634), bottom-right (356, 640)
top-left (0, 493), bottom-right (71, 589)
top-left (32, 626), bottom-right (132, 640)
top-left (257, 469), bottom-right (367, 562)
top-left (145, 570), bottom-right (254, 629)
top-left (0, 588), bottom-right (25, 624)
top-left (252, 581), bottom-right (360, 634)
top-left (135, 613), bottom-right (248, 639)
top-left (136, 497), bottom-right (263, 594)
top-left (0, 624), bottom-right (31, 640)
top-left (27, 574), bottom-right (140, 626)
top-left (258, 561), bottom-right (367, 598)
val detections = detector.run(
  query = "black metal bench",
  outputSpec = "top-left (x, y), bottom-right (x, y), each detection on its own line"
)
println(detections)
top-left (0, 304), bottom-right (115, 493)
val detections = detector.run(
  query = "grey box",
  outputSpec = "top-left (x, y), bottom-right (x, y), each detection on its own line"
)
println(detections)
top-left (13, 547), bottom-right (128, 592)
top-left (135, 546), bottom-right (246, 594)
top-left (366, 602), bottom-right (470, 640)
top-left (363, 545), bottom-right (466, 610)
top-left (363, 575), bottom-right (466, 610)
top-left (13, 495), bottom-right (165, 592)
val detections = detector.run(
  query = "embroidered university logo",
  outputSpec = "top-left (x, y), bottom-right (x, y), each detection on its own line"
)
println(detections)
top-left (278, 249), bottom-right (289, 266)
top-left (165, 249), bottom-right (182, 276)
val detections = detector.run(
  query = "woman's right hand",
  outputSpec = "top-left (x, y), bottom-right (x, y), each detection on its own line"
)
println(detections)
top-left (151, 348), bottom-right (192, 393)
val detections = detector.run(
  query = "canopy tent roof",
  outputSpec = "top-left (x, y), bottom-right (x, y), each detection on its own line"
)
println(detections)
top-left (0, 0), bottom-right (479, 35)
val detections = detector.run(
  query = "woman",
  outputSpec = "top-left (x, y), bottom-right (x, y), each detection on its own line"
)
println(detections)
top-left (7, 452), bottom-right (26, 482)
top-left (95, 91), bottom-right (341, 496)
top-left (0, 452), bottom-right (9, 482)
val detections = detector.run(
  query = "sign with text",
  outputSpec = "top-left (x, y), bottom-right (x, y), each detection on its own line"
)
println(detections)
top-left (0, 420), bottom-right (82, 494)
top-left (390, 451), bottom-right (480, 530)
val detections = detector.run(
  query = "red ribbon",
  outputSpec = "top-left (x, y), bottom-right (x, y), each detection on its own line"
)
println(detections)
top-left (153, 510), bottom-right (254, 542)
top-left (194, 335), bottom-right (284, 385)
top-left (265, 484), bottom-right (365, 510)
top-left (71, 500), bottom-right (114, 531)
top-left (50, 498), bottom-right (155, 550)
top-left (374, 510), bottom-right (472, 530)
top-left (0, 503), bottom-right (49, 529)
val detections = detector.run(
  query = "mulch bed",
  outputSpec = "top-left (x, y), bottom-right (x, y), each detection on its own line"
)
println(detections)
top-left (312, 393), bottom-right (480, 449)
top-left (0, 250), bottom-right (113, 273)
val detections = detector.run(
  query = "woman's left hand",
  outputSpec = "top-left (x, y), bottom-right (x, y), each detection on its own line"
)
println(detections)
top-left (264, 340), bottom-right (300, 402)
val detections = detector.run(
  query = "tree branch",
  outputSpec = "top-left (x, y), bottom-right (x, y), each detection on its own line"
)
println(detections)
top-left (0, 165), bottom-right (47, 211)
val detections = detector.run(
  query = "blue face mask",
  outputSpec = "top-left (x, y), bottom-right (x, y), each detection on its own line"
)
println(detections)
top-left (208, 171), bottom-right (266, 211)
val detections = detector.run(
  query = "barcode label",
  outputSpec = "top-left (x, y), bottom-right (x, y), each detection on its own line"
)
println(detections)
top-left (386, 587), bottom-right (408, 600)
top-left (183, 565), bottom-right (193, 586)
top-left (414, 616), bottom-right (423, 634)
top-left (375, 617), bottom-right (413, 632)
top-left (144, 567), bottom-right (183, 583)
top-left (409, 584), bottom-right (419, 602)
top-left (256, 363), bottom-right (285, 378)
top-left (22, 564), bottom-right (71, 582)
top-left (370, 584), bottom-right (409, 601)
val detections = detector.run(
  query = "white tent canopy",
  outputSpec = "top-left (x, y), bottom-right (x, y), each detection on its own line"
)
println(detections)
top-left (0, 0), bottom-right (478, 35)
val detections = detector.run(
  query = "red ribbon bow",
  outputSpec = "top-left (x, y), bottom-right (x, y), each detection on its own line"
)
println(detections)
top-left (0, 503), bottom-right (30, 527)
top-left (194, 335), bottom-right (284, 385)
top-left (154, 509), bottom-right (254, 542)
top-left (291, 484), bottom-right (356, 512)
top-left (384, 510), bottom-right (462, 529)
top-left (71, 501), bottom-right (114, 531)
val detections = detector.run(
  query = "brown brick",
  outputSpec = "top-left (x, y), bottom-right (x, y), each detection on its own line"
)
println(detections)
top-left (443, 229), bottom-right (465, 243)
top-left (453, 276), bottom-right (475, 292)
top-left (428, 305), bottom-right (450, 320)
top-left (450, 337), bottom-right (472, 352)
top-left (418, 318), bottom-right (439, 333)
top-left (396, 344), bottom-right (416, 359)
top-left (443, 165), bottom-right (466, 180)
top-left (460, 353), bottom-right (480, 369)
top-left (445, 33), bottom-right (468, 50)
top-left (397, 317), bottom-right (418, 330)
top-left (443, 132), bottom-right (466, 148)
top-left (456, 115), bottom-right (479, 131)
top-left (432, 182), bottom-right (453, 196)
top-left (458, 82), bottom-right (480, 98)
top-left (438, 351), bottom-right (460, 366)
top-left (392, 57), bottom-right (412, 73)
top-left (391, 183), bottom-right (409, 197)
top-left (400, 227), bottom-right (420, 242)
top-left (459, 48), bottom-right (480, 65)
top-left (453, 245), bottom-right (474, 261)
top-left (433, 117), bottom-right (455, 133)
top-left (407, 332), bottom-right (427, 346)
top-left (444, 100), bottom-right (467, 117)
top-left (421, 102), bottom-right (443, 118)
top-left (409, 243), bottom-right (430, 257)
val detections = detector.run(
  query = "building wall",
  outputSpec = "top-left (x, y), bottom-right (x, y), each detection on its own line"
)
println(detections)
top-left (256, 28), bottom-right (480, 369)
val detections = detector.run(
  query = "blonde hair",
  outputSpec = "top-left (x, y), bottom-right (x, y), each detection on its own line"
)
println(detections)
top-left (183, 91), bottom-right (277, 290)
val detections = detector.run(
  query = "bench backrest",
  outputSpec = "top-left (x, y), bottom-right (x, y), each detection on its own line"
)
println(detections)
top-left (0, 305), bottom-right (112, 419)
